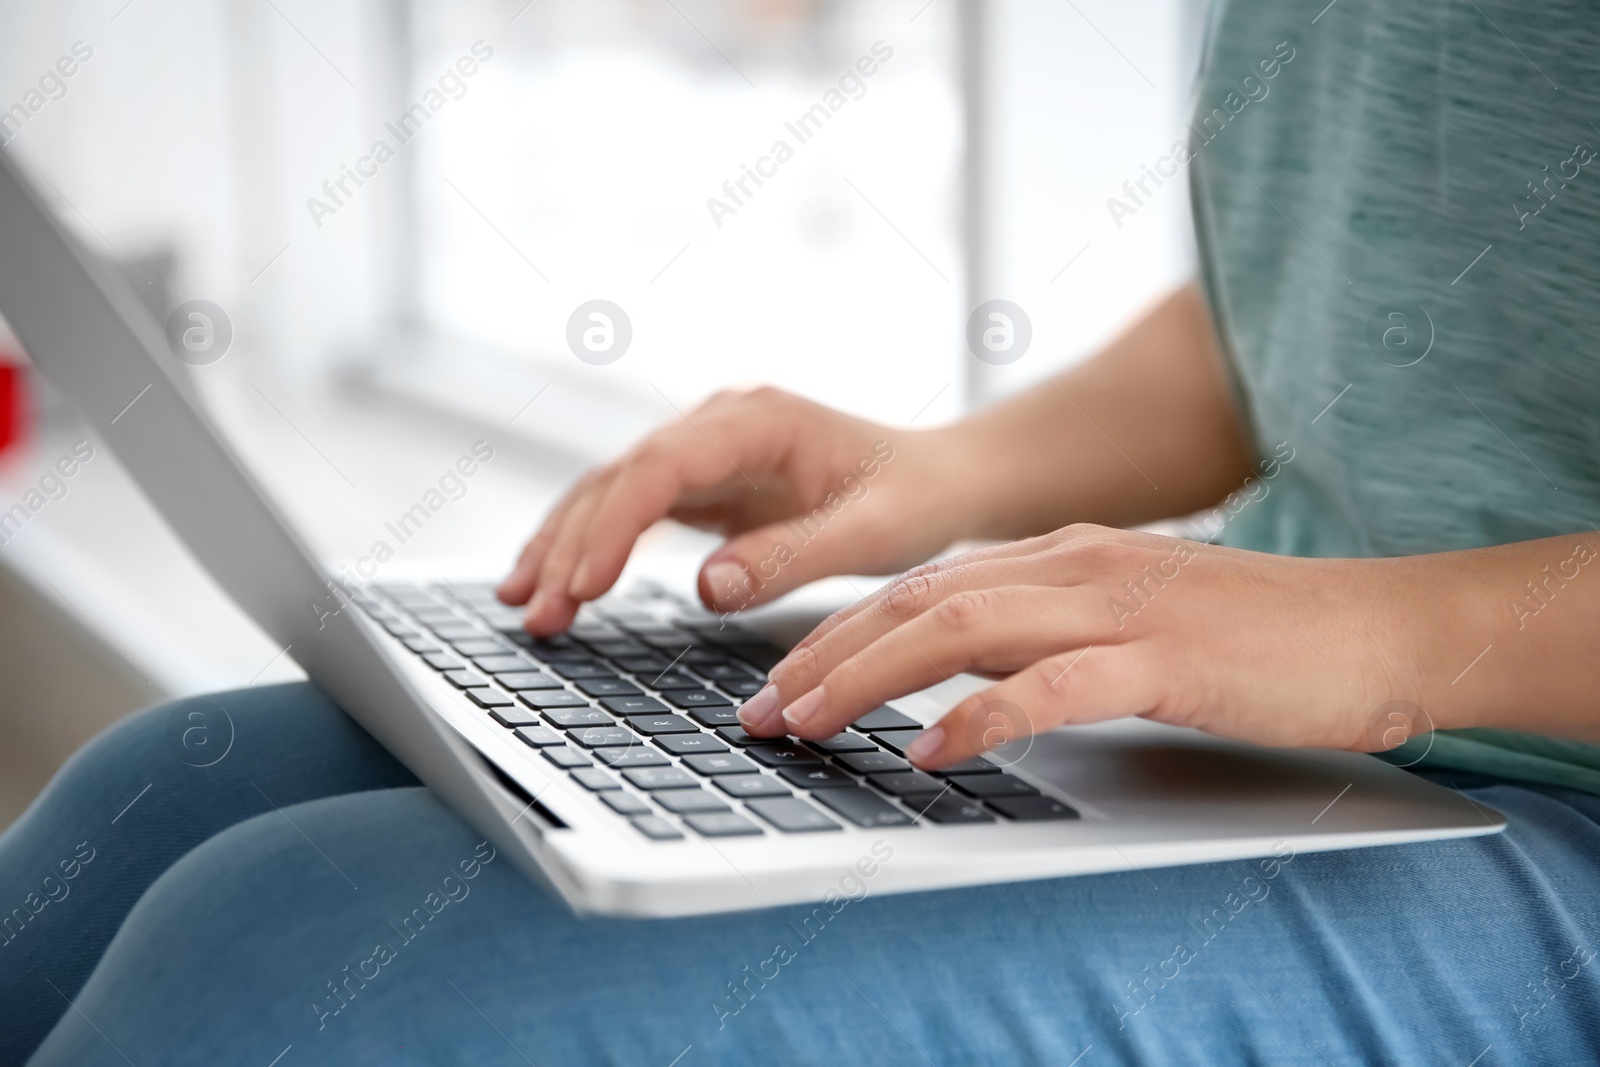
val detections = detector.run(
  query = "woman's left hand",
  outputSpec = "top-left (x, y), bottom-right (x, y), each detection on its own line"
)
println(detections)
top-left (736, 524), bottom-right (1472, 768)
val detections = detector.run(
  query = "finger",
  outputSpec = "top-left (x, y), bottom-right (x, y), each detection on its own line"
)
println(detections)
top-left (783, 527), bottom-right (1189, 674)
top-left (786, 539), bottom-right (1053, 655)
top-left (566, 415), bottom-right (789, 603)
top-left (904, 643), bottom-right (1160, 769)
top-left (770, 545), bottom-right (1127, 708)
top-left (696, 507), bottom-right (898, 614)
top-left (771, 585), bottom-right (1119, 740)
top-left (497, 473), bottom-right (599, 605)
top-left (523, 478), bottom-right (608, 633)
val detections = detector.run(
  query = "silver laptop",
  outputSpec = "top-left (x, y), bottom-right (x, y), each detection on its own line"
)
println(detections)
top-left (0, 149), bottom-right (1504, 917)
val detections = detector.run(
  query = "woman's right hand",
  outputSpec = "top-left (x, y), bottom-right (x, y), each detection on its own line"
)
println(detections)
top-left (497, 386), bottom-right (978, 634)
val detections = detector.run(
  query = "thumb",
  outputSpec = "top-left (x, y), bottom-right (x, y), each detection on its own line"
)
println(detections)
top-left (697, 514), bottom-right (877, 612)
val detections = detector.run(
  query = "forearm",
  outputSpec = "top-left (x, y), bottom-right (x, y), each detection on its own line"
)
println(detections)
top-left (1421, 534), bottom-right (1600, 743)
top-left (947, 283), bottom-right (1255, 541)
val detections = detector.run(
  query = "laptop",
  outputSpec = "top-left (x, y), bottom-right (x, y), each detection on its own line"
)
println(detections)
top-left (0, 149), bottom-right (1504, 917)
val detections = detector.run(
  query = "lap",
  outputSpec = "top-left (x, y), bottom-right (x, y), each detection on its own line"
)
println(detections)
top-left (29, 775), bottom-right (1600, 1065)
top-left (0, 682), bottom-right (415, 1063)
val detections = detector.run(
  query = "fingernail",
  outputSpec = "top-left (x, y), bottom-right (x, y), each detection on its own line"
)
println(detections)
top-left (738, 685), bottom-right (782, 731)
top-left (905, 726), bottom-right (944, 765)
top-left (782, 686), bottom-right (826, 730)
top-left (704, 560), bottom-right (750, 610)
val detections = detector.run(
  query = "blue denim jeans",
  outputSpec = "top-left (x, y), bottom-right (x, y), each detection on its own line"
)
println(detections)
top-left (5, 684), bottom-right (1600, 1065)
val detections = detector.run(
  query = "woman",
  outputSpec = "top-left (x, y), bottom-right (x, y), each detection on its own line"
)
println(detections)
top-left (8, 2), bottom-right (1600, 1062)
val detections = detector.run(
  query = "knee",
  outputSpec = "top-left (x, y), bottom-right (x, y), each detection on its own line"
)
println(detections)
top-left (28, 788), bottom-right (509, 1064)
top-left (57, 681), bottom-right (334, 782)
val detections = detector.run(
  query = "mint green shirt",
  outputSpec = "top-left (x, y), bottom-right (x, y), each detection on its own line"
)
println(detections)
top-left (1192, 0), bottom-right (1600, 794)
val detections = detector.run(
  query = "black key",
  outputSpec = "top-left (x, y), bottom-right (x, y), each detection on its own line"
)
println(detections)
top-left (695, 662), bottom-right (760, 683)
top-left (663, 688), bottom-right (733, 709)
top-left (622, 767), bottom-right (700, 790)
top-left (496, 671), bottom-right (561, 691)
top-left (680, 649), bottom-right (731, 666)
top-left (907, 793), bottom-right (996, 824)
top-left (570, 622), bottom-right (623, 641)
top-left (526, 636), bottom-right (580, 657)
top-left (473, 654), bottom-right (535, 673)
top-left (853, 706), bottom-right (920, 731)
top-left (929, 757), bottom-right (1003, 776)
top-left (654, 733), bottom-right (729, 756)
top-left (779, 765), bottom-right (857, 789)
top-left (988, 795), bottom-right (1079, 821)
top-left (614, 655), bottom-right (678, 674)
top-left (714, 726), bottom-right (763, 747)
top-left (550, 661), bottom-right (617, 680)
top-left (630, 815), bottom-right (684, 841)
top-left (512, 725), bottom-right (565, 747)
top-left (950, 773), bottom-right (1039, 798)
top-left (688, 706), bottom-right (741, 728)
top-left (869, 729), bottom-right (926, 757)
top-left (654, 789), bottom-right (732, 815)
top-left (836, 751), bottom-right (910, 774)
top-left (588, 639), bottom-right (650, 658)
top-left (869, 771), bottom-right (944, 796)
top-left (628, 623), bottom-right (689, 639)
top-left (747, 743), bottom-right (824, 768)
top-left (575, 677), bottom-right (642, 698)
top-left (480, 615), bottom-right (527, 635)
top-left (570, 767), bottom-right (621, 791)
top-left (489, 706), bottom-right (542, 728)
top-left (541, 707), bottom-right (615, 728)
top-left (422, 652), bottom-right (464, 671)
top-left (542, 746), bottom-right (591, 769)
top-left (591, 693), bottom-right (664, 716)
top-left (625, 714), bottom-right (698, 736)
top-left (684, 813), bottom-right (764, 838)
top-left (519, 690), bottom-right (590, 710)
top-left (593, 747), bottom-right (670, 768)
top-left (746, 797), bottom-right (842, 833)
top-left (808, 733), bottom-right (878, 755)
top-left (714, 775), bottom-right (791, 798)
top-left (443, 669), bottom-right (490, 689)
top-left (720, 678), bottom-right (765, 698)
top-left (466, 688), bottom-right (515, 709)
top-left (435, 624), bottom-right (488, 640)
top-left (570, 726), bottom-right (635, 748)
top-left (730, 646), bottom-right (784, 672)
top-left (402, 637), bottom-right (442, 654)
top-left (684, 753), bottom-right (758, 776)
top-left (643, 670), bottom-right (701, 691)
top-left (602, 792), bottom-right (651, 816)
top-left (811, 787), bottom-right (915, 828)
top-left (637, 631), bottom-right (695, 649)
top-left (452, 638), bottom-right (509, 657)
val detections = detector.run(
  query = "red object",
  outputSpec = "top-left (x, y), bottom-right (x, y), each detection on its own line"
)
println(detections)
top-left (0, 356), bottom-right (25, 454)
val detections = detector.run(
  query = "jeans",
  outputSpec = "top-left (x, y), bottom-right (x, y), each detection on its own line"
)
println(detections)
top-left (4, 683), bottom-right (1600, 1065)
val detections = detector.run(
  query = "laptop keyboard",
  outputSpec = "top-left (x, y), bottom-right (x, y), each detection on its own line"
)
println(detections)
top-left (355, 580), bottom-right (1079, 842)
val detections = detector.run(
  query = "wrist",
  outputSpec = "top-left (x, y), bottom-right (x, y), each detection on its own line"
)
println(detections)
top-left (928, 412), bottom-right (1036, 537)
top-left (1411, 562), bottom-right (1499, 734)
top-left (919, 417), bottom-right (1021, 543)
top-left (1404, 539), bottom-right (1594, 738)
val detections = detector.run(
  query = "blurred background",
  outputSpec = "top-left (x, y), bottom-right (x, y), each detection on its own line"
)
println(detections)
top-left (0, 0), bottom-right (1204, 827)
